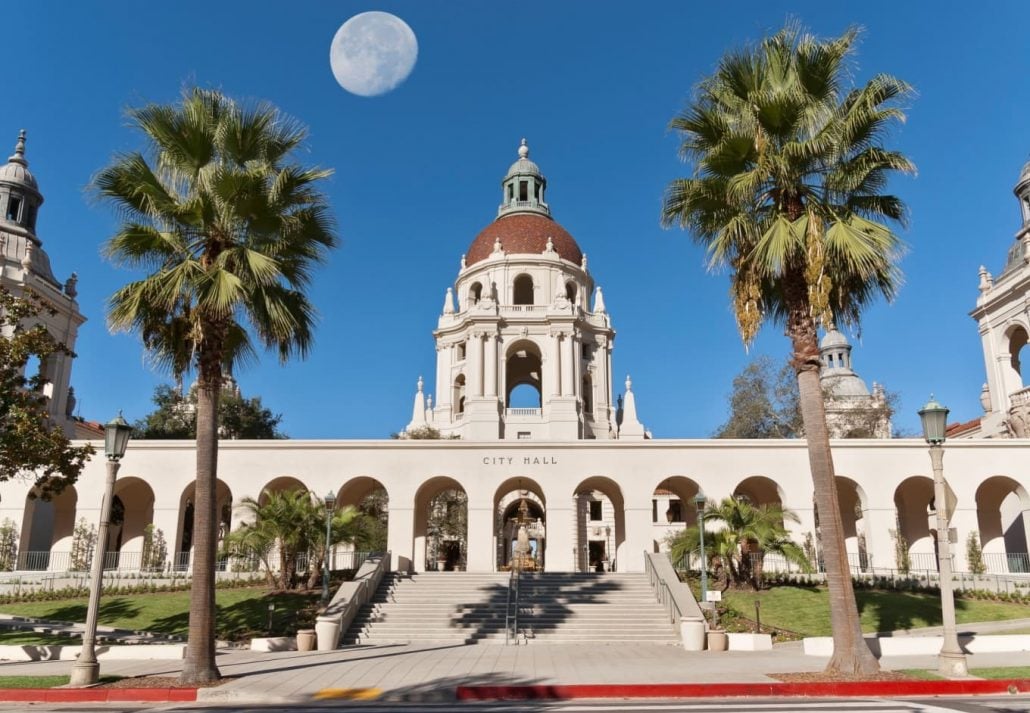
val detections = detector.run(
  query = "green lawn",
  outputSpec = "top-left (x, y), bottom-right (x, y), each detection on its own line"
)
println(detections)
top-left (0, 586), bottom-right (322, 642)
top-left (970, 666), bottom-right (1030, 679)
top-left (0, 630), bottom-right (77, 645)
top-left (721, 585), bottom-right (1030, 637)
top-left (0, 675), bottom-right (121, 688)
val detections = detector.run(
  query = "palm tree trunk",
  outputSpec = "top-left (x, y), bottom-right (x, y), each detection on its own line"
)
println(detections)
top-left (787, 282), bottom-right (879, 676)
top-left (179, 373), bottom-right (222, 684)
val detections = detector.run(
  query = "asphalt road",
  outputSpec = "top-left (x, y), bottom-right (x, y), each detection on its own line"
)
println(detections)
top-left (2, 695), bottom-right (1029, 713)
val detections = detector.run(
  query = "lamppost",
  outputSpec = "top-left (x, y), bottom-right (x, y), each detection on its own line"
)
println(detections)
top-left (918, 396), bottom-right (968, 677)
top-left (605, 525), bottom-right (612, 572)
top-left (322, 490), bottom-right (336, 605)
top-left (693, 492), bottom-right (708, 607)
top-left (69, 413), bottom-right (131, 687)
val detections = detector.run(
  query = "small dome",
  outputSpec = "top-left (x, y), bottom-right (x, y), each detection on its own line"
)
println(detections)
top-left (823, 374), bottom-right (871, 398)
top-left (820, 328), bottom-right (849, 349)
top-left (0, 130), bottom-right (38, 192)
top-left (504, 139), bottom-right (542, 180)
top-left (466, 213), bottom-right (582, 267)
top-left (1019, 158), bottom-right (1030, 185)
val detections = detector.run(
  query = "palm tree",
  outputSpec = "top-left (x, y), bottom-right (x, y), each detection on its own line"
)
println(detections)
top-left (96, 88), bottom-right (336, 683)
top-left (662, 25), bottom-right (913, 675)
top-left (668, 497), bottom-right (810, 589)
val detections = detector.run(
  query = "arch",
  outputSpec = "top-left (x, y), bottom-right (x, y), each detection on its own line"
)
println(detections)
top-left (813, 477), bottom-right (870, 572)
top-left (582, 372), bottom-right (594, 414)
top-left (336, 476), bottom-right (389, 555)
top-left (175, 480), bottom-right (233, 571)
top-left (413, 476), bottom-right (468, 572)
top-left (258, 476), bottom-right (308, 506)
top-left (109, 477), bottom-right (155, 567)
top-left (505, 339), bottom-right (543, 407)
top-left (1007, 325), bottom-right (1028, 384)
top-left (513, 273), bottom-right (534, 305)
top-left (893, 476), bottom-right (936, 572)
top-left (565, 280), bottom-right (577, 305)
top-left (573, 476), bottom-right (625, 572)
top-left (453, 374), bottom-right (466, 415)
top-left (733, 476), bottom-right (785, 509)
top-left (493, 477), bottom-right (546, 571)
top-left (976, 476), bottom-right (1030, 573)
top-left (468, 282), bottom-right (483, 307)
top-left (652, 476), bottom-right (702, 527)
top-left (18, 486), bottom-right (77, 571)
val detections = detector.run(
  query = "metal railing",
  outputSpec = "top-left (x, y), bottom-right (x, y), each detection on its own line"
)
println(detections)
top-left (984, 552), bottom-right (1030, 574)
top-left (504, 564), bottom-right (522, 645)
top-left (644, 552), bottom-right (682, 625)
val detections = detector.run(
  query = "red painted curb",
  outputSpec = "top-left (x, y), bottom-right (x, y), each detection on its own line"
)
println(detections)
top-left (456, 679), bottom-right (1030, 701)
top-left (0, 688), bottom-right (198, 703)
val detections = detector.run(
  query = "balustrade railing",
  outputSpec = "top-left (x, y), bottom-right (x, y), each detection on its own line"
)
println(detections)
top-left (505, 408), bottom-right (542, 417)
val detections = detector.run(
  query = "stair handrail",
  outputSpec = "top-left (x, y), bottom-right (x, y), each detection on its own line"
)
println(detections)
top-left (318, 551), bottom-right (391, 648)
top-left (644, 551), bottom-right (704, 626)
top-left (504, 564), bottom-right (523, 645)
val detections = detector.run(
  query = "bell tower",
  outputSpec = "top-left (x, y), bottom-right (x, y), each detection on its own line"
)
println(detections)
top-left (406, 141), bottom-right (643, 440)
top-left (0, 130), bottom-right (86, 436)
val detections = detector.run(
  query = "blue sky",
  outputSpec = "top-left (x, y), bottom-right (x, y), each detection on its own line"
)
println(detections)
top-left (8, 1), bottom-right (1030, 438)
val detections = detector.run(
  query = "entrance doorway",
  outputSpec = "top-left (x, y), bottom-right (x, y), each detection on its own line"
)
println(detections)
top-left (588, 541), bottom-right (606, 572)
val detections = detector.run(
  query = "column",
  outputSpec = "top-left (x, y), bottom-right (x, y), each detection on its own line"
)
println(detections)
top-left (484, 333), bottom-right (497, 398)
top-left (620, 498), bottom-right (652, 573)
top-left (545, 501), bottom-right (576, 572)
top-left (469, 332), bottom-right (484, 397)
top-left (387, 506), bottom-right (415, 573)
top-left (435, 344), bottom-right (451, 409)
top-left (560, 333), bottom-right (574, 396)
top-left (548, 332), bottom-right (561, 397)
top-left (466, 503), bottom-right (494, 572)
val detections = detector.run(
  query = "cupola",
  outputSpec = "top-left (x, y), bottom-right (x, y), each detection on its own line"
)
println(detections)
top-left (498, 139), bottom-right (550, 218)
top-left (0, 130), bottom-right (43, 233)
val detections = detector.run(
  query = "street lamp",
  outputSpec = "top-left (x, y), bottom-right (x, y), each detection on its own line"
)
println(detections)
top-left (69, 412), bottom-right (131, 687)
top-left (918, 396), bottom-right (968, 677)
top-left (322, 490), bottom-right (336, 605)
top-left (693, 492), bottom-right (708, 608)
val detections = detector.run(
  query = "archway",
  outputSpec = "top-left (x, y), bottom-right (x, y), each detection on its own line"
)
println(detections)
top-left (336, 477), bottom-right (389, 567)
top-left (258, 476), bottom-right (308, 505)
top-left (837, 476), bottom-right (871, 572)
top-left (573, 476), bottom-right (624, 572)
top-left (107, 477), bottom-right (155, 570)
top-left (18, 486), bottom-right (77, 571)
top-left (1004, 325), bottom-right (1028, 392)
top-left (413, 477), bottom-right (468, 572)
top-left (493, 477), bottom-right (546, 571)
top-left (976, 476), bottom-right (1030, 573)
top-left (733, 476), bottom-right (784, 509)
top-left (894, 476), bottom-right (936, 572)
top-left (175, 480), bottom-right (233, 571)
top-left (505, 340), bottom-right (543, 408)
top-left (651, 476), bottom-right (701, 566)
top-left (513, 274), bottom-right (534, 305)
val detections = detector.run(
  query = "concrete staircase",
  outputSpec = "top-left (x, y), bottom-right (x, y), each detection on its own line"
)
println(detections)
top-left (343, 571), bottom-right (679, 645)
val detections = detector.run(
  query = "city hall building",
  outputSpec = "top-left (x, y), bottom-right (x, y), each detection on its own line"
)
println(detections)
top-left (2, 134), bottom-right (1029, 578)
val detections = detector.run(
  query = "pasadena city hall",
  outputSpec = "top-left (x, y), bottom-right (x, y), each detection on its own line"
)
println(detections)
top-left (2, 133), bottom-right (1030, 580)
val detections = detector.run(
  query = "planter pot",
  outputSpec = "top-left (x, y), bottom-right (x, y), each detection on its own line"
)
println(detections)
top-left (315, 618), bottom-right (341, 651)
top-left (296, 629), bottom-right (317, 652)
top-left (679, 618), bottom-right (706, 651)
top-left (707, 630), bottom-right (728, 652)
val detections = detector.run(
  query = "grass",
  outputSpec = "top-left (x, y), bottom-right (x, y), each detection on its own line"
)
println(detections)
top-left (0, 586), bottom-right (324, 642)
top-left (970, 666), bottom-right (1030, 679)
top-left (0, 675), bottom-right (121, 688)
top-left (897, 669), bottom-right (944, 680)
top-left (0, 630), bottom-right (77, 645)
top-left (719, 584), bottom-right (1030, 638)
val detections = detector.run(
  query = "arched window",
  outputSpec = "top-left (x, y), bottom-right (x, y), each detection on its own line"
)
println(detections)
top-left (513, 274), bottom-right (534, 305)
top-left (582, 374), bottom-right (593, 414)
top-left (453, 374), bottom-right (466, 415)
top-left (469, 282), bottom-right (483, 306)
top-left (565, 281), bottom-right (577, 305)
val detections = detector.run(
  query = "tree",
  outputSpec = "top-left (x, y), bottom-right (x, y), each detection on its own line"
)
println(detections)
top-left (0, 287), bottom-right (94, 499)
top-left (391, 425), bottom-right (460, 439)
top-left (133, 384), bottom-right (285, 439)
top-left (715, 355), bottom-right (897, 439)
top-left (715, 355), bottom-right (801, 438)
top-left (662, 24), bottom-right (913, 674)
top-left (667, 497), bottom-right (810, 590)
top-left (222, 489), bottom-right (358, 590)
top-left (95, 88), bottom-right (337, 683)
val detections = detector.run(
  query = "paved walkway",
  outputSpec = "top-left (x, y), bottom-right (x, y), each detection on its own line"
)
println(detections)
top-left (2, 638), bottom-right (1030, 703)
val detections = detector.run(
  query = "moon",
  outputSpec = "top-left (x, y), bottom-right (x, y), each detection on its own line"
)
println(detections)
top-left (330, 12), bottom-right (418, 97)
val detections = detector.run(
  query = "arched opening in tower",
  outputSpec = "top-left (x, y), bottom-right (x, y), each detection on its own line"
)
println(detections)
top-left (513, 274), bottom-right (534, 305)
top-left (505, 342), bottom-right (542, 408)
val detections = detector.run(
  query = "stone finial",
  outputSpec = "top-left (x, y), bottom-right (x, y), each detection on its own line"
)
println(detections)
top-left (408, 376), bottom-right (428, 430)
top-left (518, 138), bottom-right (529, 159)
top-left (64, 272), bottom-right (78, 298)
top-left (625, 375), bottom-right (633, 392)
top-left (980, 383), bottom-right (992, 413)
top-left (426, 394), bottom-right (433, 410)
top-left (460, 254), bottom-right (467, 269)
top-left (9, 129), bottom-right (27, 166)
top-left (618, 375), bottom-right (645, 439)
top-left (65, 386), bottom-right (76, 419)
top-left (417, 375), bottom-right (424, 393)
top-left (492, 237), bottom-right (503, 254)
top-left (443, 287), bottom-right (455, 314)
top-left (20, 242), bottom-right (33, 271)
top-left (593, 286), bottom-right (606, 314)
top-left (581, 253), bottom-right (588, 270)
top-left (544, 237), bottom-right (556, 254)
top-left (978, 265), bottom-right (993, 292)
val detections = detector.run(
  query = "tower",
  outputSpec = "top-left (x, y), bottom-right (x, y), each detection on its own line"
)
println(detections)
top-left (0, 130), bottom-right (86, 436)
top-left (970, 159), bottom-right (1030, 437)
top-left (408, 140), bottom-right (637, 440)
top-left (819, 328), bottom-right (891, 438)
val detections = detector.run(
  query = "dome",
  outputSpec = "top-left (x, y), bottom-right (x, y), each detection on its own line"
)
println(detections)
top-left (1019, 158), bottom-right (1030, 185)
top-left (820, 328), bottom-right (849, 349)
top-left (466, 213), bottom-right (582, 267)
top-left (504, 139), bottom-right (542, 180)
top-left (823, 374), bottom-right (871, 398)
top-left (0, 130), bottom-right (39, 192)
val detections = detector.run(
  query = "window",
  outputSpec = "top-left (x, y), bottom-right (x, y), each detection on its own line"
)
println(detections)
top-left (456, 342), bottom-right (466, 361)
top-left (513, 274), bottom-right (534, 305)
top-left (507, 184), bottom-right (514, 201)
top-left (470, 282), bottom-right (482, 305)
top-left (589, 500), bottom-right (602, 521)
top-left (534, 182), bottom-right (540, 200)
top-left (652, 499), bottom-right (658, 523)
top-left (519, 181), bottom-right (528, 201)
top-left (6, 196), bottom-right (21, 222)
top-left (517, 431), bottom-right (531, 440)
top-left (667, 499), bottom-right (683, 523)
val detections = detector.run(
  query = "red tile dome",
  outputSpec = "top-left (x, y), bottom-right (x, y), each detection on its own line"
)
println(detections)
top-left (466, 213), bottom-right (582, 267)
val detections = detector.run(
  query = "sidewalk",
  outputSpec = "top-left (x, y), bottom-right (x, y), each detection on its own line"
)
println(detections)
top-left (2, 640), bottom-right (1030, 704)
